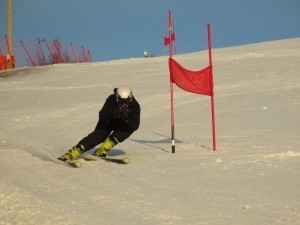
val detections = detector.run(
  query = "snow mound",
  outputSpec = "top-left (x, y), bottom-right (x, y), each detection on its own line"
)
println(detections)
top-left (1, 38), bottom-right (300, 225)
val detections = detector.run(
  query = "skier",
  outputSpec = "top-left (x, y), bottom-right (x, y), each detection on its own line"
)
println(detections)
top-left (58, 85), bottom-right (140, 162)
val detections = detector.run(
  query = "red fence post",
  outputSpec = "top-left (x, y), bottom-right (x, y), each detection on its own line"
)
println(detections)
top-left (37, 37), bottom-right (46, 65)
top-left (20, 40), bottom-right (36, 67)
top-left (82, 46), bottom-right (87, 62)
top-left (44, 38), bottom-right (56, 64)
top-left (70, 43), bottom-right (78, 63)
top-left (87, 50), bottom-right (92, 62)
top-left (53, 40), bottom-right (64, 63)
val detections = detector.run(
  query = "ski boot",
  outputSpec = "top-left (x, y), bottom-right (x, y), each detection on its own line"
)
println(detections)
top-left (94, 138), bottom-right (115, 157)
top-left (58, 144), bottom-right (85, 162)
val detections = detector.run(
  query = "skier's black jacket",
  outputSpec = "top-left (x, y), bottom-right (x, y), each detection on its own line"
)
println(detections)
top-left (99, 94), bottom-right (140, 132)
top-left (78, 89), bottom-right (140, 150)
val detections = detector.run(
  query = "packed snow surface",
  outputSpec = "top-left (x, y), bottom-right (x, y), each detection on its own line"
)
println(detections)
top-left (0, 38), bottom-right (300, 225)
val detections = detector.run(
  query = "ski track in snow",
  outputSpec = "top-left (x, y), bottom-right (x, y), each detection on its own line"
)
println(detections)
top-left (0, 38), bottom-right (300, 225)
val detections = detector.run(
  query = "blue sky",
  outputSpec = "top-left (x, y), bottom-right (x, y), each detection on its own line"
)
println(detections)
top-left (1, 0), bottom-right (300, 62)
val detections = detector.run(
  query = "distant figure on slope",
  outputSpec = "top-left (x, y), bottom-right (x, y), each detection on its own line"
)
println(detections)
top-left (58, 85), bottom-right (140, 162)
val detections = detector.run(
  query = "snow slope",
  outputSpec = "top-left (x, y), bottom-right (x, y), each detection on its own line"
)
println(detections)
top-left (0, 38), bottom-right (300, 225)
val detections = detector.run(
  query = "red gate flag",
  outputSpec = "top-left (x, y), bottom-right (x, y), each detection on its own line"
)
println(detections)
top-left (166, 9), bottom-right (216, 151)
top-left (164, 33), bottom-right (175, 46)
top-left (169, 58), bottom-right (214, 96)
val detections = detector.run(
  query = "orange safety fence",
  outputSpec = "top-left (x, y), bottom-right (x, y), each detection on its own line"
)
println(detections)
top-left (0, 37), bottom-right (92, 69)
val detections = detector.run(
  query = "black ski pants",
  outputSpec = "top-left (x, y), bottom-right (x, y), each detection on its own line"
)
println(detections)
top-left (78, 121), bottom-right (134, 151)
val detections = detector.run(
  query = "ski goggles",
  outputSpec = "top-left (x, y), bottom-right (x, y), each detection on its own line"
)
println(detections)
top-left (117, 96), bottom-right (132, 105)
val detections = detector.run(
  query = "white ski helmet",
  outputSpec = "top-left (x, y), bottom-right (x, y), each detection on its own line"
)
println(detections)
top-left (116, 85), bottom-right (133, 103)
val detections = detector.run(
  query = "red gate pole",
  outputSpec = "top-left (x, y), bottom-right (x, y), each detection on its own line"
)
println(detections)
top-left (207, 24), bottom-right (217, 151)
top-left (169, 10), bottom-right (175, 153)
top-left (164, 21), bottom-right (166, 56)
top-left (172, 20), bottom-right (176, 55)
